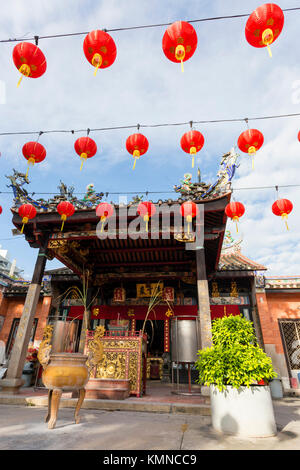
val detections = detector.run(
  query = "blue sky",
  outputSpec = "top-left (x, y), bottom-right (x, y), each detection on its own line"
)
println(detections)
top-left (0, 0), bottom-right (300, 278)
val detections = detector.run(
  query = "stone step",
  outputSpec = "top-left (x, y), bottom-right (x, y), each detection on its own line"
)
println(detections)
top-left (85, 387), bottom-right (129, 400)
top-left (0, 394), bottom-right (211, 415)
top-left (91, 378), bottom-right (130, 390)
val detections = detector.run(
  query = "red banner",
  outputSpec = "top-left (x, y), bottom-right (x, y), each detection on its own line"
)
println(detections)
top-left (210, 305), bottom-right (240, 320)
top-left (68, 304), bottom-right (240, 321)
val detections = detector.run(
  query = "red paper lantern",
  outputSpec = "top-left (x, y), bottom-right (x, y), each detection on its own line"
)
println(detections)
top-left (57, 201), bottom-right (75, 231)
top-left (245, 3), bottom-right (284, 57)
top-left (83, 30), bottom-right (117, 76)
top-left (96, 202), bottom-right (114, 232)
top-left (298, 131), bottom-right (300, 142)
top-left (180, 201), bottom-right (199, 234)
top-left (22, 142), bottom-right (46, 177)
top-left (137, 201), bottom-right (156, 232)
top-left (13, 42), bottom-right (47, 87)
top-left (272, 198), bottom-right (293, 230)
top-left (0, 206), bottom-right (2, 215)
top-left (225, 202), bottom-right (245, 232)
top-left (126, 133), bottom-right (149, 170)
top-left (162, 21), bottom-right (197, 72)
top-left (18, 203), bottom-right (37, 233)
top-left (180, 130), bottom-right (205, 168)
top-left (74, 137), bottom-right (97, 171)
top-left (237, 129), bottom-right (264, 169)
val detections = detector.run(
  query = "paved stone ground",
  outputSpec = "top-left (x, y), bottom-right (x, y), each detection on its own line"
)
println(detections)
top-left (0, 397), bottom-right (300, 450)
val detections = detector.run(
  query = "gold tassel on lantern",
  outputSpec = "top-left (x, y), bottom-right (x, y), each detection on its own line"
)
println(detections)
top-left (80, 152), bottom-right (88, 171)
top-left (262, 28), bottom-right (273, 58)
top-left (17, 64), bottom-right (31, 87)
top-left (175, 44), bottom-right (185, 73)
top-left (92, 53), bottom-right (102, 76)
top-left (248, 146), bottom-right (256, 170)
top-left (133, 150), bottom-right (140, 170)
top-left (144, 214), bottom-right (149, 232)
top-left (60, 214), bottom-right (67, 231)
top-left (190, 146), bottom-right (196, 168)
top-left (20, 216), bottom-right (28, 234)
top-left (101, 215), bottom-right (107, 232)
top-left (186, 214), bottom-right (192, 235)
top-left (281, 213), bottom-right (289, 231)
top-left (25, 157), bottom-right (35, 178)
top-left (232, 215), bottom-right (239, 233)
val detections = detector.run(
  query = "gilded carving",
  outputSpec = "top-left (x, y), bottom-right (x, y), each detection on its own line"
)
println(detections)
top-left (48, 239), bottom-right (68, 250)
top-left (86, 326), bottom-right (105, 375)
top-left (37, 324), bottom-right (54, 369)
top-left (128, 351), bottom-right (139, 391)
top-left (102, 339), bottom-right (139, 350)
top-left (96, 352), bottom-right (126, 379)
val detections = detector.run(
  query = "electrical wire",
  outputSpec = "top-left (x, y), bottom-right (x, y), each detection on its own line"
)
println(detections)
top-left (0, 7), bottom-right (299, 43)
top-left (1, 183), bottom-right (300, 196)
top-left (0, 112), bottom-right (300, 137)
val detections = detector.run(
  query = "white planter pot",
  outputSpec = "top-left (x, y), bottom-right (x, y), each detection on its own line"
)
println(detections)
top-left (210, 385), bottom-right (277, 437)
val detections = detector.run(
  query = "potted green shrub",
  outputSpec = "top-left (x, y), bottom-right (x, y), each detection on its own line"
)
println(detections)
top-left (195, 314), bottom-right (277, 437)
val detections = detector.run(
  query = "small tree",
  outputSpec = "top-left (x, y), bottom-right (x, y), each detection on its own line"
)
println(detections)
top-left (195, 314), bottom-right (276, 391)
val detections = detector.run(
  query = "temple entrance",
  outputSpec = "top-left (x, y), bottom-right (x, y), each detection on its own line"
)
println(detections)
top-left (136, 319), bottom-right (165, 380)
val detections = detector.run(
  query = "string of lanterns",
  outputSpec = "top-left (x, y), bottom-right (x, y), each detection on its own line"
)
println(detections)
top-left (0, 4), bottom-right (295, 238)
top-left (225, 197), bottom-right (293, 232)
top-left (12, 3), bottom-right (285, 88)
top-left (12, 195), bottom-right (293, 237)
top-left (5, 1), bottom-right (291, 177)
top-left (19, 120), bottom-right (300, 176)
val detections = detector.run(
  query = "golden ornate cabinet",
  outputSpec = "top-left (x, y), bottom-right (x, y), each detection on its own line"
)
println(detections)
top-left (85, 331), bottom-right (147, 397)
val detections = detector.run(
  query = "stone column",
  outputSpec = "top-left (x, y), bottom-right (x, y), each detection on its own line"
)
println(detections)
top-left (0, 239), bottom-right (48, 394)
top-left (196, 248), bottom-right (212, 350)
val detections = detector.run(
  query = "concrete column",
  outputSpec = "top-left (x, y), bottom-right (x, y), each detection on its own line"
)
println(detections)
top-left (0, 240), bottom-right (48, 394)
top-left (196, 248), bottom-right (212, 349)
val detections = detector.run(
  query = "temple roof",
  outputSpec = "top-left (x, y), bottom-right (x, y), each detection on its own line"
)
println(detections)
top-left (218, 232), bottom-right (266, 272)
top-left (218, 249), bottom-right (266, 272)
top-left (262, 276), bottom-right (300, 290)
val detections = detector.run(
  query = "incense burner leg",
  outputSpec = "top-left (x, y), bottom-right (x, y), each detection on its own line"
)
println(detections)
top-left (74, 388), bottom-right (85, 424)
top-left (48, 388), bottom-right (62, 429)
top-left (45, 389), bottom-right (53, 423)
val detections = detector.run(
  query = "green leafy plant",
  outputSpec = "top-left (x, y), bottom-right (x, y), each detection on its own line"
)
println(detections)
top-left (195, 314), bottom-right (277, 391)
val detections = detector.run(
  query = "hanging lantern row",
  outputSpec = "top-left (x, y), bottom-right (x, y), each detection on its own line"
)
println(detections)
top-left (12, 3), bottom-right (285, 86)
top-left (225, 198), bottom-right (293, 232)
top-left (8, 196), bottom-right (295, 234)
top-left (18, 122), bottom-right (300, 177)
top-left (19, 127), bottom-right (269, 175)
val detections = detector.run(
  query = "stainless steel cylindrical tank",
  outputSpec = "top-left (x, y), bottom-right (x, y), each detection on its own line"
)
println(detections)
top-left (171, 318), bottom-right (200, 363)
top-left (51, 320), bottom-right (78, 353)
